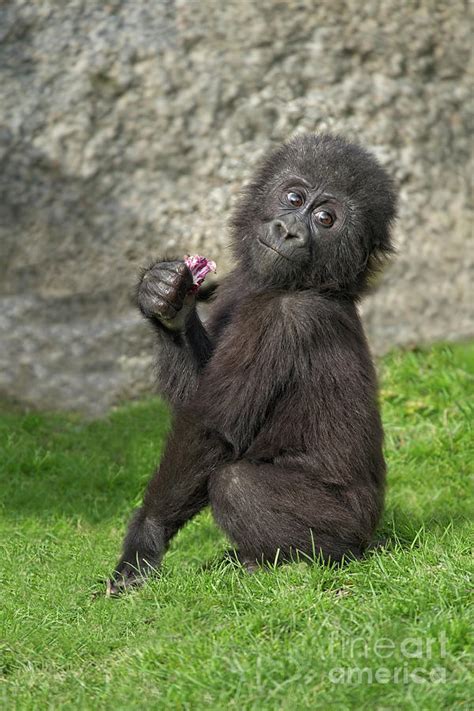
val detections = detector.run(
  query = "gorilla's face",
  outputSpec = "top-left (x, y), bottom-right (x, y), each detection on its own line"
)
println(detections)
top-left (253, 177), bottom-right (349, 285)
top-left (232, 134), bottom-right (397, 293)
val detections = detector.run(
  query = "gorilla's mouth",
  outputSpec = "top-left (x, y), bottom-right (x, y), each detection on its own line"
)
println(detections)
top-left (257, 237), bottom-right (297, 263)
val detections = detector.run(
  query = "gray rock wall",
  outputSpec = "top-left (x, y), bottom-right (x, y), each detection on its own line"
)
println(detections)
top-left (1, 0), bottom-right (472, 414)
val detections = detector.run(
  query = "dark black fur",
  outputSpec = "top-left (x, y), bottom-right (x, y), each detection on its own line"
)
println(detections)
top-left (107, 133), bottom-right (397, 594)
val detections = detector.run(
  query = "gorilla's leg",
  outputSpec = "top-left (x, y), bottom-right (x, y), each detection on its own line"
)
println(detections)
top-left (107, 506), bottom-right (169, 595)
top-left (209, 461), bottom-right (368, 566)
top-left (107, 482), bottom-right (209, 596)
top-left (107, 417), bottom-right (225, 595)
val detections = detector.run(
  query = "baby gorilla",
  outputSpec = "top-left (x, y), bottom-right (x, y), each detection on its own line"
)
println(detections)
top-left (107, 133), bottom-right (397, 594)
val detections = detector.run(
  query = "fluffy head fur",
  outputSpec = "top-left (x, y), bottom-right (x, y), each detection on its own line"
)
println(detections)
top-left (231, 133), bottom-right (397, 295)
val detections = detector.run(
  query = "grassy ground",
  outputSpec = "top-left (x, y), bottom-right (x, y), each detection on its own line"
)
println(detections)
top-left (1, 343), bottom-right (472, 710)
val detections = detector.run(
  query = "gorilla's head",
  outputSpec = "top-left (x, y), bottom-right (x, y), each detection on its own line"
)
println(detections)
top-left (231, 133), bottom-right (397, 295)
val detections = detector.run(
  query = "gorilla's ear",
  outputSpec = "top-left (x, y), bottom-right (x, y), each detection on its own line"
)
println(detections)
top-left (365, 228), bottom-right (396, 290)
top-left (372, 230), bottom-right (396, 255)
top-left (370, 185), bottom-right (398, 256)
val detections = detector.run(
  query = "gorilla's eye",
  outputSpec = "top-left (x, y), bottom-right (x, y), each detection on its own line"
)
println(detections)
top-left (286, 191), bottom-right (305, 208)
top-left (314, 210), bottom-right (334, 227)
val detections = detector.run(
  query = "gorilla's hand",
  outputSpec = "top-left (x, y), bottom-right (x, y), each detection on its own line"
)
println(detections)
top-left (137, 260), bottom-right (195, 332)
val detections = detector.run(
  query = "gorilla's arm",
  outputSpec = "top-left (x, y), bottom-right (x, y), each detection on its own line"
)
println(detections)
top-left (137, 260), bottom-right (214, 406)
top-left (152, 308), bottom-right (213, 406)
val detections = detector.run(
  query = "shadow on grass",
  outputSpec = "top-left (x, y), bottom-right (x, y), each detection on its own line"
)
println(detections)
top-left (380, 506), bottom-right (471, 550)
top-left (1, 393), bottom-right (470, 547)
top-left (0, 397), bottom-right (171, 524)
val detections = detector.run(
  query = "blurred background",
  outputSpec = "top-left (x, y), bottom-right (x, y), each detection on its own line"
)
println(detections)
top-left (1, 0), bottom-right (472, 415)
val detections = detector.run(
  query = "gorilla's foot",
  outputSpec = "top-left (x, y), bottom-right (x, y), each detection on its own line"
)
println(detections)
top-left (106, 557), bottom-right (157, 596)
top-left (222, 548), bottom-right (263, 573)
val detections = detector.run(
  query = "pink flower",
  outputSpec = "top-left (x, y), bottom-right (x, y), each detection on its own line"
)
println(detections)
top-left (184, 254), bottom-right (217, 293)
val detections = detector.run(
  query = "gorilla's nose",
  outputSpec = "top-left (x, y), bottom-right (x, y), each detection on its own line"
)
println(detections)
top-left (270, 217), bottom-right (309, 245)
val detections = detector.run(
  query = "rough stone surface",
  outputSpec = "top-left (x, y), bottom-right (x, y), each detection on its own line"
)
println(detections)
top-left (1, 0), bottom-right (472, 414)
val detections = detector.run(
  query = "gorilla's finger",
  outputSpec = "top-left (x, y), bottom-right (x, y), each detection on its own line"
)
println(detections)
top-left (155, 269), bottom-right (193, 296)
top-left (161, 261), bottom-right (191, 278)
top-left (152, 297), bottom-right (178, 320)
top-left (153, 268), bottom-right (181, 286)
top-left (154, 282), bottom-right (184, 307)
top-left (165, 262), bottom-right (194, 290)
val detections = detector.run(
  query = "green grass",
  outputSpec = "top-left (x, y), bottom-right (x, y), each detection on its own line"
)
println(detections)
top-left (1, 343), bottom-right (473, 710)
